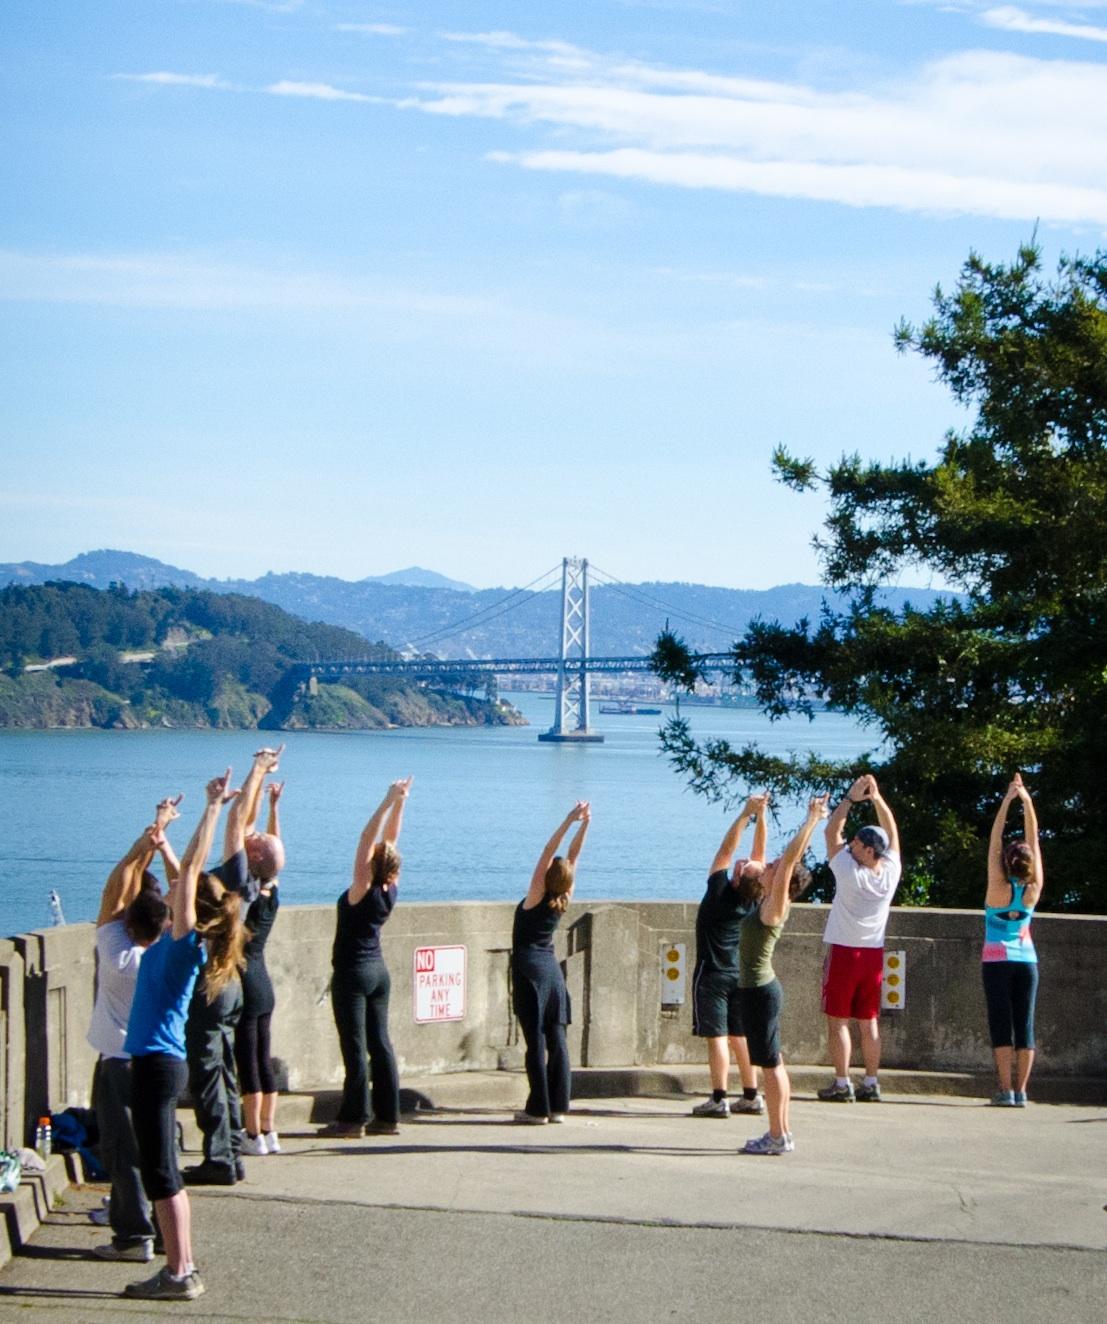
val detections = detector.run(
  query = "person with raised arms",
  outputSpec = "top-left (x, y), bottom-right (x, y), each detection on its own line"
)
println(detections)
top-left (511, 802), bottom-right (590, 1125)
top-left (236, 777), bottom-right (286, 1154)
top-left (738, 795), bottom-right (830, 1156)
top-left (817, 775), bottom-right (902, 1103)
top-left (983, 773), bottom-right (1044, 1106)
top-left (689, 794), bottom-right (769, 1119)
top-left (88, 796), bottom-right (180, 1264)
top-left (183, 744), bottom-right (284, 1186)
top-left (319, 777), bottom-right (412, 1139)
top-left (122, 769), bottom-right (245, 1302)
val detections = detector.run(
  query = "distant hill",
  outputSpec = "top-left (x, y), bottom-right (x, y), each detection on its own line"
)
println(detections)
top-left (0, 550), bottom-right (956, 659)
top-left (0, 582), bottom-right (515, 732)
top-left (366, 567), bottom-right (475, 592)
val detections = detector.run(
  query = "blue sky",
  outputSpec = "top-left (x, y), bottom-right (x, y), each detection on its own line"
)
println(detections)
top-left (2, 0), bottom-right (1105, 590)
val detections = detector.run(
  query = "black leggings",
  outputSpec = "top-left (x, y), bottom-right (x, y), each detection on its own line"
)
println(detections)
top-left (981, 961), bottom-right (1039, 1050)
top-left (234, 1012), bottom-right (276, 1095)
top-left (331, 959), bottom-right (400, 1126)
top-left (131, 1053), bottom-right (188, 1202)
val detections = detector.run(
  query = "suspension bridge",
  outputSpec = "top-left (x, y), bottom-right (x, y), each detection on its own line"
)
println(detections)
top-left (299, 557), bottom-right (737, 743)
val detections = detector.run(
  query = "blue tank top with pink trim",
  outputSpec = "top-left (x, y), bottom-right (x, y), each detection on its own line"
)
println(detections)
top-left (982, 881), bottom-right (1037, 964)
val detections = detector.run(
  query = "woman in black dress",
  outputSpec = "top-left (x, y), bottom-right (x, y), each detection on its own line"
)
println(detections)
top-left (319, 777), bottom-right (412, 1139)
top-left (236, 780), bottom-right (285, 1156)
top-left (512, 801), bottom-right (590, 1125)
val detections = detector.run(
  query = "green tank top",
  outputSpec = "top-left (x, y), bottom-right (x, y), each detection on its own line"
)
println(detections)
top-left (737, 908), bottom-right (784, 988)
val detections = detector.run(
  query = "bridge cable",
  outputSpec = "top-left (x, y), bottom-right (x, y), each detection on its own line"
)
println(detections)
top-left (587, 564), bottom-right (742, 640)
top-left (405, 565), bottom-right (563, 650)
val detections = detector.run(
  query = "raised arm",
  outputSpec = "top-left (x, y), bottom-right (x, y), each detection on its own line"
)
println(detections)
top-left (97, 830), bottom-right (157, 927)
top-left (750, 792), bottom-right (770, 865)
top-left (174, 771), bottom-right (234, 939)
top-left (265, 781), bottom-right (284, 839)
top-left (382, 777), bottom-right (413, 846)
top-left (566, 803), bottom-right (591, 866)
top-left (867, 777), bottom-right (900, 855)
top-left (224, 745), bottom-right (284, 860)
top-left (349, 781), bottom-right (407, 903)
top-left (1015, 777), bottom-right (1044, 896)
top-left (710, 796), bottom-right (759, 876)
top-left (761, 796), bottom-right (829, 927)
top-left (824, 776), bottom-right (870, 856)
top-left (988, 779), bottom-right (1020, 892)
top-left (525, 803), bottom-right (587, 906)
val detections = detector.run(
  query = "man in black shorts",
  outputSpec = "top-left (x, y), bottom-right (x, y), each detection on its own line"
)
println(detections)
top-left (183, 745), bottom-right (283, 1186)
top-left (690, 793), bottom-right (769, 1118)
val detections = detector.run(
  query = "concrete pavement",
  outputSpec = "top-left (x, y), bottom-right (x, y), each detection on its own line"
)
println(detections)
top-left (1, 1078), bottom-right (1104, 1322)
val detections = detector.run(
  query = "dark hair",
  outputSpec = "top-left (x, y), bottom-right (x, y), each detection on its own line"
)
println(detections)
top-left (1004, 841), bottom-right (1033, 880)
top-left (544, 857), bottom-right (575, 915)
top-left (125, 889), bottom-right (169, 946)
top-left (370, 841), bottom-right (401, 890)
top-left (734, 867), bottom-right (766, 908)
top-left (788, 864), bottom-right (813, 901)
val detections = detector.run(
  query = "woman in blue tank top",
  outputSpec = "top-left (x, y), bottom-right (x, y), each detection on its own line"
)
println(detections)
top-left (511, 801), bottom-right (590, 1124)
top-left (982, 774), bottom-right (1044, 1107)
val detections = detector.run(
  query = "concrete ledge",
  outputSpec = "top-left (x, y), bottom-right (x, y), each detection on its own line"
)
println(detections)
top-left (0, 1154), bottom-right (68, 1269)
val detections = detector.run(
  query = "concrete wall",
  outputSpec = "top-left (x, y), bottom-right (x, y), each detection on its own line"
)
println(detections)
top-left (3, 901), bottom-right (1105, 1146)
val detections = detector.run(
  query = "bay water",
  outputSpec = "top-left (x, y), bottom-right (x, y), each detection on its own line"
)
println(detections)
top-left (0, 693), bottom-right (878, 938)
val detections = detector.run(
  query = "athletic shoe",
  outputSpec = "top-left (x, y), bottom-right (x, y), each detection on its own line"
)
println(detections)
top-left (182, 1160), bottom-right (236, 1186)
top-left (263, 1130), bottom-right (281, 1153)
top-left (364, 1120), bottom-right (400, 1136)
top-left (240, 1133), bottom-right (268, 1156)
top-left (732, 1094), bottom-right (765, 1115)
top-left (855, 1081), bottom-right (882, 1103)
top-left (88, 1206), bottom-right (111, 1227)
top-left (547, 1113), bottom-right (566, 1124)
top-left (783, 1131), bottom-right (795, 1152)
top-left (316, 1120), bottom-right (364, 1138)
top-left (691, 1097), bottom-right (730, 1117)
top-left (816, 1081), bottom-right (855, 1103)
top-left (513, 1111), bottom-right (549, 1125)
top-left (1012, 1091), bottom-right (1028, 1107)
top-left (93, 1239), bottom-right (153, 1263)
top-left (741, 1131), bottom-right (789, 1156)
top-left (123, 1267), bottom-right (205, 1301)
top-left (234, 1158), bottom-right (246, 1182)
top-left (990, 1090), bottom-right (1017, 1107)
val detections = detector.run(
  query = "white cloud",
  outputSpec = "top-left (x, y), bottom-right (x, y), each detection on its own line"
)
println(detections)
top-left (406, 40), bottom-right (1107, 227)
top-left (113, 72), bottom-right (230, 89)
top-left (981, 5), bottom-right (1107, 41)
top-left (334, 23), bottom-right (408, 36)
top-left (265, 80), bottom-right (379, 103)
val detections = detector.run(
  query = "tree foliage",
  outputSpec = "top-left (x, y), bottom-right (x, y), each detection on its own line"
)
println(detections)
top-left (655, 243), bottom-right (1107, 912)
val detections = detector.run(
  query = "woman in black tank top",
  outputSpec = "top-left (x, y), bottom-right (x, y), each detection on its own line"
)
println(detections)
top-left (319, 777), bottom-right (412, 1139)
top-left (511, 802), bottom-right (590, 1124)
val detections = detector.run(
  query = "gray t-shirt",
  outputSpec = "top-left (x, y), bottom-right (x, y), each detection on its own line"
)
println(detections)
top-left (86, 920), bottom-right (145, 1059)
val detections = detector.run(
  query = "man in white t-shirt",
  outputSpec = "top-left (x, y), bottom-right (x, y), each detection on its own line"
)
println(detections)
top-left (817, 775), bottom-right (902, 1103)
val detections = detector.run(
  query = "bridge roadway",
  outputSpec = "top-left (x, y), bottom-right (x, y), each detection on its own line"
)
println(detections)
top-left (300, 652), bottom-right (736, 679)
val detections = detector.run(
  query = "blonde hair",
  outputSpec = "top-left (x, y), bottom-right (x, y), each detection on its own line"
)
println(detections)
top-left (195, 873), bottom-right (247, 1003)
top-left (370, 841), bottom-right (402, 890)
top-left (544, 857), bottom-right (575, 915)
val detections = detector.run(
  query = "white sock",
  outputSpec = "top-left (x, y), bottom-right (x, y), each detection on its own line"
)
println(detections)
top-left (835, 1077), bottom-right (850, 1088)
top-left (863, 1075), bottom-right (878, 1087)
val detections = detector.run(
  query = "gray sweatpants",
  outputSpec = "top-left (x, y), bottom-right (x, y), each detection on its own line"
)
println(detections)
top-left (95, 1056), bottom-right (156, 1245)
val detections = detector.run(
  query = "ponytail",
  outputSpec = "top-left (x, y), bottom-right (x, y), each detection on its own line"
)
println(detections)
top-left (370, 841), bottom-right (401, 890)
top-left (544, 857), bottom-right (575, 915)
top-left (195, 873), bottom-right (247, 1003)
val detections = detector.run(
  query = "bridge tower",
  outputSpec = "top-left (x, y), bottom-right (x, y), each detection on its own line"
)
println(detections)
top-left (538, 556), bottom-right (603, 744)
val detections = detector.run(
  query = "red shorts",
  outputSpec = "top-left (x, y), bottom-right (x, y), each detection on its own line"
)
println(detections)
top-left (822, 944), bottom-right (884, 1020)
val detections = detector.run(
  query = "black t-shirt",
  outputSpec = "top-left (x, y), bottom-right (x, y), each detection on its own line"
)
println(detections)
top-left (694, 870), bottom-right (755, 974)
top-left (331, 885), bottom-right (397, 968)
top-left (244, 889), bottom-right (279, 968)
top-left (512, 898), bottom-right (561, 952)
top-left (211, 848), bottom-right (259, 905)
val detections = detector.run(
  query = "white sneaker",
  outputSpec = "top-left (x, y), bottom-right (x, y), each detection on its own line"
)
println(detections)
top-left (263, 1130), bottom-right (281, 1153)
top-left (547, 1114), bottom-right (566, 1124)
top-left (513, 1110), bottom-right (549, 1125)
top-left (732, 1093), bottom-right (765, 1114)
top-left (240, 1133), bottom-right (268, 1156)
top-left (691, 1096), bottom-right (731, 1117)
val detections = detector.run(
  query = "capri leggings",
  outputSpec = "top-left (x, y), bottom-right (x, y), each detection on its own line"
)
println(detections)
top-left (234, 1012), bottom-right (276, 1095)
top-left (131, 1053), bottom-right (189, 1202)
top-left (981, 962), bottom-right (1038, 1051)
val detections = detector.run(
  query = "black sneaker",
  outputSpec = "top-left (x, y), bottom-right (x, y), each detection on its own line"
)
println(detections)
top-left (816, 1080), bottom-right (855, 1102)
top-left (855, 1081), bottom-right (882, 1102)
top-left (182, 1160), bottom-right (236, 1186)
top-left (123, 1267), bottom-right (204, 1300)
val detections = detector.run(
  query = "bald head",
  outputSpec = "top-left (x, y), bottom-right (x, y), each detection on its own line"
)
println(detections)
top-left (246, 832), bottom-right (285, 882)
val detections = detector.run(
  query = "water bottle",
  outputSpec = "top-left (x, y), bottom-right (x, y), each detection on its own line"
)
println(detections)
top-left (35, 1116), bottom-right (52, 1158)
top-left (48, 890), bottom-right (65, 926)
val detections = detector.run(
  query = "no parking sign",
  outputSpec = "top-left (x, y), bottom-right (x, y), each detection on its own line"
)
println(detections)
top-left (413, 945), bottom-right (467, 1023)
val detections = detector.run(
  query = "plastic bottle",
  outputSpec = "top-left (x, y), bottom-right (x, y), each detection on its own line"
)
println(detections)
top-left (48, 890), bottom-right (65, 926)
top-left (35, 1116), bottom-right (52, 1158)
